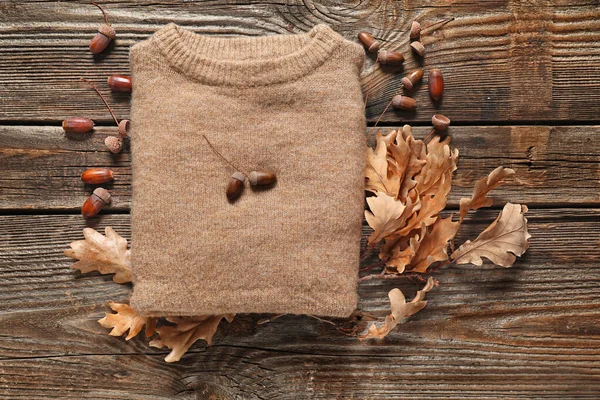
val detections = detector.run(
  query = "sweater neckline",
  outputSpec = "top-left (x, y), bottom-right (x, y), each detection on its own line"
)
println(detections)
top-left (151, 24), bottom-right (344, 87)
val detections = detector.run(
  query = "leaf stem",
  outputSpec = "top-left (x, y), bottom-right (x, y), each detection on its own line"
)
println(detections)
top-left (80, 77), bottom-right (119, 126)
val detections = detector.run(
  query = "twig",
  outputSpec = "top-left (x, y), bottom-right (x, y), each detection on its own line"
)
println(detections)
top-left (202, 135), bottom-right (248, 178)
top-left (307, 314), bottom-right (338, 327)
top-left (91, 2), bottom-right (110, 25)
top-left (360, 242), bottom-right (376, 261)
top-left (360, 260), bottom-right (386, 273)
top-left (80, 78), bottom-right (119, 126)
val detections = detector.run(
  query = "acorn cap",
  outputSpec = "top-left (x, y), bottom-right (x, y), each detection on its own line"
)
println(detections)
top-left (231, 171), bottom-right (245, 182)
top-left (432, 114), bottom-right (451, 131)
top-left (105, 136), bottom-right (123, 153)
top-left (118, 119), bottom-right (130, 137)
top-left (98, 24), bottom-right (116, 39)
top-left (92, 187), bottom-right (111, 204)
top-left (248, 171), bottom-right (259, 186)
top-left (401, 76), bottom-right (414, 90)
top-left (410, 41), bottom-right (425, 57)
top-left (410, 21), bottom-right (421, 40)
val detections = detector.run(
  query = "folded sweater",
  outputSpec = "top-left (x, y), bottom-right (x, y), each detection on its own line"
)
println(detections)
top-left (129, 23), bottom-right (366, 317)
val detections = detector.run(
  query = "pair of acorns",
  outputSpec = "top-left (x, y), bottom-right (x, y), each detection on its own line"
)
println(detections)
top-left (226, 171), bottom-right (277, 201)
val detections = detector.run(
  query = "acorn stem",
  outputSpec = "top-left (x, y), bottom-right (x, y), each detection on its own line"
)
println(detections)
top-left (91, 2), bottom-right (110, 25)
top-left (202, 135), bottom-right (248, 178)
top-left (421, 17), bottom-right (455, 34)
top-left (80, 78), bottom-right (119, 126)
top-left (366, 83), bottom-right (404, 142)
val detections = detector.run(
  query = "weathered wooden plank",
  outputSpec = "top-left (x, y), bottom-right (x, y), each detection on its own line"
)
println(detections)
top-left (0, 211), bottom-right (599, 398)
top-left (1, 125), bottom-right (598, 210)
top-left (0, 1), bottom-right (599, 123)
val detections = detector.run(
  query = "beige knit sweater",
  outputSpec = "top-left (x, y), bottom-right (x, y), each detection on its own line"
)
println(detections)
top-left (129, 23), bottom-right (366, 318)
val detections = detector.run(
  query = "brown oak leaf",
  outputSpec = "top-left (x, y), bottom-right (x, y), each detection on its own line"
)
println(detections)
top-left (65, 227), bottom-right (132, 283)
top-left (451, 203), bottom-right (530, 267)
top-left (359, 277), bottom-right (436, 340)
top-left (409, 217), bottom-right (460, 273)
top-left (98, 302), bottom-right (157, 340)
top-left (459, 166), bottom-right (515, 222)
top-left (388, 125), bottom-right (426, 200)
top-left (365, 132), bottom-right (400, 198)
top-left (415, 136), bottom-right (459, 197)
top-left (150, 315), bottom-right (235, 363)
top-left (365, 191), bottom-right (420, 244)
top-left (384, 229), bottom-right (423, 274)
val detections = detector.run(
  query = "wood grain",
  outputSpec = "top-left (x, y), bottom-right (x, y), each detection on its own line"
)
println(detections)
top-left (1, 125), bottom-right (598, 210)
top-left (0, 1), bottom-right (599, 123)
top-left (0, 210), bottom-right (599, 398)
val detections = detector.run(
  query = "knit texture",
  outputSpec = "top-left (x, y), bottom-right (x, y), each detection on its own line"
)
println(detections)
top-left (129, 23), bottom-right (366, 317)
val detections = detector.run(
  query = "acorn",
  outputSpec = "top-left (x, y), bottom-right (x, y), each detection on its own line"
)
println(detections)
top-left (391, 95), bottom-right (417, 111)
top-left (107, 74), bottom-right (132, 93)
top-left (401, 69), bottom-right (424, 90)
top-left (376, 50), bottom-right (404, 66)
top-left (89, 3), bottom-right (115, 54)
top-left (105, 136), bottom-right (123, 153)
top-left (358, 32), bottom-right (381, 53)
top-left (90, 24), bottom-right (115, 54)
top-left (226, 172), bottom-right (245, 201)
top-left (81, 168), bottom-right (114, 185)
top-left (62, 117), bottom-right (94, 134)
top-left (410, 41), bottom-right (425, 57)
top-left (410, 21), bottom-right (421, 40)
top-left (82, 187), bottom-right (111, 219)
top-left (432, 114), bottom-right (451, 131)
top-left (249, 170), bottom-right (277, 186)
top-left (428, 68), bottom-right (444, 100)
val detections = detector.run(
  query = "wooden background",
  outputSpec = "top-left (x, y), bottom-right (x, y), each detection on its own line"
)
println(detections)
top-left (1, 0), bottom-right (600, 398)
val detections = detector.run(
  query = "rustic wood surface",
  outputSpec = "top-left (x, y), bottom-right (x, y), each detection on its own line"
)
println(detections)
top-left (1, 0), bottom-right (599, 399)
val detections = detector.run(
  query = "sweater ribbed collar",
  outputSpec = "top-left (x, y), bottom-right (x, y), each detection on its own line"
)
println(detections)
top-left (151, 24), bottom-right (343, 87)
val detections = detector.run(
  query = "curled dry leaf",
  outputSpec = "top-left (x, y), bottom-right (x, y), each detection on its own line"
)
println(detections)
top-left (387, 126), bottom-right (426, 200)
top-left (365, 191), bottom-right (420, 244)
top-left (98, 302), bottom-right (157, 340)
top-left (414, 136), bottom-right (459, 197)
top-left (409, 216), bottom-right (460, 273)
top-left (459, 166), bottom-right (515, 222)
top-left (65, 227), bottom-right (132, 283)
top-left (150, 315), bottom-right (235, 363)
top-left (365, 132), bottom-right (400, 198)
top-left (451, 202), bottom-right (531, 267)
top-left (359, 277), bottom-right (436, 340)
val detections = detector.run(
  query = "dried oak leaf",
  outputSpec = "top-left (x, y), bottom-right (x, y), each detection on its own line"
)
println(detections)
top-left (459, 166), bottom-right (515, 222)
top-left (409, 217), bottom-right (460, 273)
top-left (451, 203), bottom-right (530, 267)
top-left (388, 125), bottom-right (426, 200)
top-left (365, 191), bottom-right (420, 244)
top-left (359, 277), bottom-right (436, 340)
top-left (150, 315), bottom-right (235, 363)
top-left (415, 136), bottom-right (459, 197)
top-left (98, 302), bottom-right (157, 340)
top-left (384, 234), bottom-right (420, 274)
top-left (65, 227), bottom-right (132, 283)
top-left (365, 132), bottom-right (400, 198)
